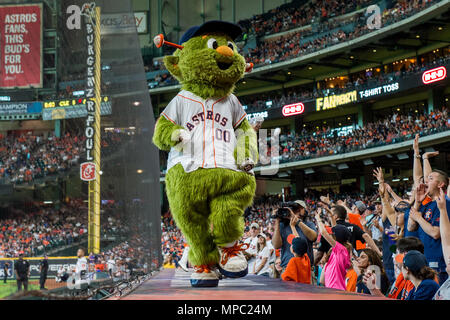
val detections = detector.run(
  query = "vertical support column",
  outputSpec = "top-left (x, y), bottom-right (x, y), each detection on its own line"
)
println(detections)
top-left (217, 0), bottom-right (222, 20)
top-left (176, 0), bottom-right (180, 43)
top-left (357, 104), bottom-right (363, 128)
top-left (54, 119), bottom-right (61, 138)
top-left (427, 89), bottom-right (434, 114)
top-left (201, 0), bottom-right (206, 23)
top-left (88, 6), bottom-right (102, 255)
top-left (232, 0), bottom-right (236, 23)
top-left (157, 0), bottom-right (163, 56)
top-left (293, 170), bottom-right (305, 198)
top-left (261, 0), bottom-right (264, 14)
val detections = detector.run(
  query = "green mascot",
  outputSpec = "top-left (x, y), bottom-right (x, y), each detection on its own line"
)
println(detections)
top-left (152, 21), bottom-right (258, 287)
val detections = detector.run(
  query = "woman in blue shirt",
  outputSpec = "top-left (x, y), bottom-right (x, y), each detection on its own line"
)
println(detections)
top-left (402, 250), bottom-right (440, 300)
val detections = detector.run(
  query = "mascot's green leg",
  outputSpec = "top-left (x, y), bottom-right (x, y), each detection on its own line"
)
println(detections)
top-left (165, 164), bottom-right (220, 267)
top-left (209, 169), bottom-right (256, 278)
top-left (209, 173), bottom-right (256, 246)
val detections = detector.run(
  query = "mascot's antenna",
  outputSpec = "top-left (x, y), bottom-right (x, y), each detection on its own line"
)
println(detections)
top-left (153, 34), bottom-right (184, 50)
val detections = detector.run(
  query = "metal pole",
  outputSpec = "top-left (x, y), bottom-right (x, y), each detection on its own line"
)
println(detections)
top-left (88, 6), bottom-right (102, 254)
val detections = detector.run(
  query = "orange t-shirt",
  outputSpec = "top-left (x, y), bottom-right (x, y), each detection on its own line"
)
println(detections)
top-left (388, 273), bottom-right (415, 300)
top-left (345, 268), bottom-right (358, 292)
top-left (281, 254), bottom-right (311, 284)
top-left (348, 213), bottom-right (367, 250)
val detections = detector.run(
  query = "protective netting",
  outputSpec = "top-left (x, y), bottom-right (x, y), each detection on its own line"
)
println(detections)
top-left (0, 0), bottom-right (161, 299)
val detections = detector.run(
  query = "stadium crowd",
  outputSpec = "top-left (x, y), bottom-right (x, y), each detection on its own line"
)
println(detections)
top-left (162, 133), bottom-right (450, 299)
top-left (0, 133), bottom-right (84, 185)
top-left (0, 199), bottom-right (126, 259)
top-left (271, 107), bottom-right (449, 163)
top-left (243, 0), bottom-right (438, 67)
top-left (241, 48), bottom-right (450, 114)
top-left (0, 131), bottom-right (135, 185)
top-left (238, 0), bottom-right (375, 37)
top-left (147, 0), bottom-right (442, 88)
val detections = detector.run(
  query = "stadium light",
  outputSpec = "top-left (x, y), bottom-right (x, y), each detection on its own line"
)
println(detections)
top-left (363, 159), bottom-right (374, 166)
top-left (137, 169), bottom-right (143, 174)
top-left (304, 168), bottom-right (315, 175)
top-left (392, 178), bottom-right (400, 182)
top-left (337, 163), bottom-right (349, 170)
top-left (397, 153), bottom-right (409, 160)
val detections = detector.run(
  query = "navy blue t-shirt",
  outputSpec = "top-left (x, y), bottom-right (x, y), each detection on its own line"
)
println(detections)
top-left (279, 220), bottom-right (316, 268)
top-left (381, 218), bottom-right (395, 272)
top-left (406, 279), bottom-right (440, 300)
top-left (403, 208), bottom-right (419, 238)
top-left (418, 196), bottom-right (450, 273)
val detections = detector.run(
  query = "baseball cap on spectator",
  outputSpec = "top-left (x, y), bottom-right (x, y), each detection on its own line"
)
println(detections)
top-left (354, 201), bottom-right (367, 213)
top-left (291, 237), bottom-right (308, 256)
top-left (403, 250), bottom-right (428, 272)
top-left (257, 233), bottom-right (266, 239)
top-left (250, 222), bottom-right (259, 229)
top-left (332, 225), bottom-right (351, 243)
top-left (294, 200), bottom-right (307, 210)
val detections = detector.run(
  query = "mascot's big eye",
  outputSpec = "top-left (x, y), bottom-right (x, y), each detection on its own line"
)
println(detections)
top-left (207, 38), bottom-right (218, 50)
top-left (227, 41), bottom-right (234, 51)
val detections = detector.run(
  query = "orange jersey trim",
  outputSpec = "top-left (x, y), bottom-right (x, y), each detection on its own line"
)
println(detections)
top-left (177, 94), bottom-right (206, 167)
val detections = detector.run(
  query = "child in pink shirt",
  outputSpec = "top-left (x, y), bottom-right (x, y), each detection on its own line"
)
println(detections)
top-left (315, 211), bottom-right (352, 290)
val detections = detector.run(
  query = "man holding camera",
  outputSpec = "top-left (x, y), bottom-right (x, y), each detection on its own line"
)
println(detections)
top-left (272, 200), bottom-right (318, 273)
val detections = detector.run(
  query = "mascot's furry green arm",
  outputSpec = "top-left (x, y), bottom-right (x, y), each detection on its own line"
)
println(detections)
top-left (152, 21), bottom-right (259, 287)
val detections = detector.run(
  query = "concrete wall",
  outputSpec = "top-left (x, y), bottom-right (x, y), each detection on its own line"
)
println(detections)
top-left (256, 178), bottom-right (290, 195)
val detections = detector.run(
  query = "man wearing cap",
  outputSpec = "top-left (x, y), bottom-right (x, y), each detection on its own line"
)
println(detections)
top-left (14, 253), bottom-right (30, 292)
top-left (243, 222), bottom-right (260, 273)
top-left (272, 200), bottom-right (317, 272)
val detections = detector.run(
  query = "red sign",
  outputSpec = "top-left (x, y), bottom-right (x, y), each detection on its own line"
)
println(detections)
top-left (422, 66), bottom-right (447, 84)
top-left (80, 162), bottom-right (96, 181)
top-left (0, 4), bottom-right (43, 88)
top-left (282, 102), bottom-right (305, 117)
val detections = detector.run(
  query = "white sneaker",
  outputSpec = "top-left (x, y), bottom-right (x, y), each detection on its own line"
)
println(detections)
top-left (178, 246), bottom-right (189, 272)
top-left (190, 265), bottom-right (219, 287)
top-left (218, 242), bottom-right (249, 278)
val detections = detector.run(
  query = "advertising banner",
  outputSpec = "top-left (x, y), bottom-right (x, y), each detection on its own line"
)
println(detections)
top-left (0, 101), bottom-right (42, 115)
top-left (0, 257), bottom-right (77, 279)
top-left (101, 12), bottom-right (148, 35)
top-left (0, 4), bottom-right (43, 89)
top-left (41, 101), bottom-right (112, 120)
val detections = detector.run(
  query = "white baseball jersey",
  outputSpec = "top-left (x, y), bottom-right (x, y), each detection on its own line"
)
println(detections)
top-left (75, 257), bottom-right (88, 277)
top-left (161, 90), bottom-right (247, 173)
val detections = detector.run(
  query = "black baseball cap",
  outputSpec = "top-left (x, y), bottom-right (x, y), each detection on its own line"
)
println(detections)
top-left (179, 20), bottom-right (243, 45)
top-left (291, 237), bottom-right (308, 256)
top-left (403, 250), bottom-right (428, 272)
top-left (332, 225), bottom-right (351, 243)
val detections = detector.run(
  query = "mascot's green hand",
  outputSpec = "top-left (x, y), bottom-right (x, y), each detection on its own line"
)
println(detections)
top-left (234, 119), bottom-right (258, 174)
top-left (153, 116), bottom-right (185, 151)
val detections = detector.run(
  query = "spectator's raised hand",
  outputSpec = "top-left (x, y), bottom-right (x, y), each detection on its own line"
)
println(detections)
top-left (320, 194), bottom-right (331, 205)
top-left (362, 270), bottom-right (379, 290)
top-left (422, 151), bottom-right (439, 160)
top-left (436, 187), bottom-right (447, 212)
top-left (409, 206), bottom-right (422, 222)
top-left (415, 183), bottom-right (428, 204)
top-left (413, 134), bottom-right (420, 155)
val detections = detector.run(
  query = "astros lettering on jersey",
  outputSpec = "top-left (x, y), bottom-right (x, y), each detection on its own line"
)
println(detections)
top-left (162, 90), bottom-right (248, 173)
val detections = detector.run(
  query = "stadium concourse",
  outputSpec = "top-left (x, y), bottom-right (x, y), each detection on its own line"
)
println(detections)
top-left (0, 0), bottom-right (449, 304)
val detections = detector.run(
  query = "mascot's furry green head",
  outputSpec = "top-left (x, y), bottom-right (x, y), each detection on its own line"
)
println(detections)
top-left (155, 21), bottom-right (252, 99)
